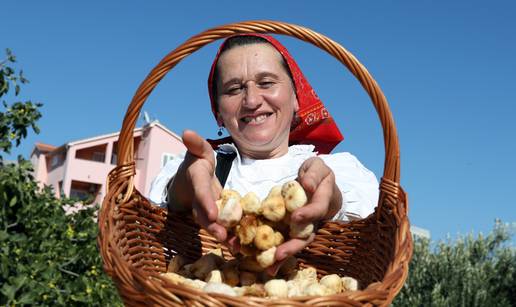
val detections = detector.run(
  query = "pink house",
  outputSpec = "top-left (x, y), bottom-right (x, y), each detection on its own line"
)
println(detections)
top-left (30, 121), bottom-right (186, 205)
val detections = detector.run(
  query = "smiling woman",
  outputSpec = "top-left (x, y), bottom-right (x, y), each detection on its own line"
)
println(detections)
top-left (215, 43), bottom-right (298, 159)
top-left (148, 33), bottom-right (379, 273)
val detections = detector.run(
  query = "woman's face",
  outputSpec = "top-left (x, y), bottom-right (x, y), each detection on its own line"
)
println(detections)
top-left (215, 43), bottom-right (298, 159)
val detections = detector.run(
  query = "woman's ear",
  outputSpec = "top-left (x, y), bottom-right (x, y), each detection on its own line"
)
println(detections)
top-left (293, 95), bottom-right (299, 113)
top-left (216, 113), bottom-right (224, 127)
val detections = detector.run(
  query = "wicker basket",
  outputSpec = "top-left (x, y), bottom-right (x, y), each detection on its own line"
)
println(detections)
top-left (98, 20), bottom-right (412, 306)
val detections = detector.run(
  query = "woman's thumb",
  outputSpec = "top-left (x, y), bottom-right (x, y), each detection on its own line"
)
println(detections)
top-left (182, 129), bottom-right (213, 159)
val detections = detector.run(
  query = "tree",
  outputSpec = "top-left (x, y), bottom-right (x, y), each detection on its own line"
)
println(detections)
top-left (2, 49), bottom-right (515, 306)
top-left (0, 49), bottom-right (121, 305)
top-left (393, 220), bottom-right (516, 307)
top-left (0, 49), bottom-right (42, 157)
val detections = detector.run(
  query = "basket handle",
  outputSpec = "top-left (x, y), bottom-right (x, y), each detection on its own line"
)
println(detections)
top-left (115, 20), bottom-right (400, 203)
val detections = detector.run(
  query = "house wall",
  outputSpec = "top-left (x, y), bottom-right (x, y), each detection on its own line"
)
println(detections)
top-left (46, 159), bottom-right (66, 197)
top-left (63, 139), bottom-right (116, 201)
top-left (31, 152), bottom-right (48, 189)
top-left (32, 123), bottom-right (185, 203)
top-left (66, 156), bottom-right (110, 186)
top-left (142, 126), bottom-right (186, 196)
top-left (133, 134), bottom-right (147, 194)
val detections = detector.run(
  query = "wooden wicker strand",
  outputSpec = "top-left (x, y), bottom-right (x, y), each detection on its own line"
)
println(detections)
top-left (98, 20), bottom-right (412, 306)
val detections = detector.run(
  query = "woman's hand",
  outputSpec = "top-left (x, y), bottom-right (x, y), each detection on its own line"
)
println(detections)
top-left (167, 130), bottom-right (227, 242)
top-left (267, 157), bottom-right (342, 275)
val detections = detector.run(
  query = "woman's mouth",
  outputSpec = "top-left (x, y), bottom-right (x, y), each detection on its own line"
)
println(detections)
top-left (241, 113), bottom-right (272, 124)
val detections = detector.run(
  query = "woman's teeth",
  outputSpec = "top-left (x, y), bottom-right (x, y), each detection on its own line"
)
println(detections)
top-left (242, 114), bottom-right (269, 123)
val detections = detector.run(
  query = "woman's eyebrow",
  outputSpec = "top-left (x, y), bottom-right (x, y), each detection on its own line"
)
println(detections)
top-left (255, 72), bottom-right (280, 79)
top-left (221, 72), bottom-right (280, 88)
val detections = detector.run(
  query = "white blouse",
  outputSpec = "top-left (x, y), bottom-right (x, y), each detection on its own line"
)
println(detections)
top-left (148, 144), bottom-right (379, 222)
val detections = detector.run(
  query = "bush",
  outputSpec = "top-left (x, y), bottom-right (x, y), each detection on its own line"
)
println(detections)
top-left (393, 221), bottom-right (516, 307)
top-left (0, 49), bottom-right (121, 306)
top-left (2, 48), bottom-right (514, 306)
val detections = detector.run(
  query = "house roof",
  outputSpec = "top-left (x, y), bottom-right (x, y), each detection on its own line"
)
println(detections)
top-left (66, 121), bottom-right (182, 146)
top-left (31, 142), bottom-right (66, 158)
top-left (150, 121), bottom-right (183, 141)
top-left (34, 142), bottom-right (57, 152)
top-left (30, 142), bottom-right (57, 157)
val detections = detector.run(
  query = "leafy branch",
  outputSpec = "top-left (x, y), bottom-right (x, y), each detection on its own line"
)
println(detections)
top-left (0, 48), bottom-right (42, 157)
top-left (0, 48), bottom-right (122, 305)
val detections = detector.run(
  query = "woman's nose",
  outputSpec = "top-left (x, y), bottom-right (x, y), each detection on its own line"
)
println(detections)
top-left (243, 83), bottom-right (262, 109)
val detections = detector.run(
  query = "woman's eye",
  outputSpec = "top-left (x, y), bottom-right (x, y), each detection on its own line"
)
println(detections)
top-left (258, 81), bottom-right (274, 88)
top-left (226, 86), bottom-right (242, 94)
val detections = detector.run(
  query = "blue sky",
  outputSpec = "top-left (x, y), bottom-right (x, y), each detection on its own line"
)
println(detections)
top-left (3, 1), bottom-right (515, 242)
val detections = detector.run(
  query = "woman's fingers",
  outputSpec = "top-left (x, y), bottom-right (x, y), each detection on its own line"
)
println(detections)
top-left (265, 258), bottom-right (286, 276)
top-left (211, 176), bottom-right (223, 197)
top-left (293, 158), bottom-right (334, 224)
top-left (188, 162), bottom-right (218, 219)
top-left (183, 129), bottom-right (219, 222)
top-left (180, 129), bottom-right (226, 240)
top-left (297, 157), bottom-right (327, 194)
top-left (266, 233), bottom-right (316, 276)
top-left (182, 129), bottom-right (215, 164)
top-left (192, 202), bottom-right (227, 242)
top-left (226, 235), bottom-right (241, 255)
top-left (291, 173), bottom-right (334, 224)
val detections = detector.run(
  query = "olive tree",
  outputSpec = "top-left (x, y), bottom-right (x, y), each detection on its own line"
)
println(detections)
top-left (0, 49), bottom-right (121, 306)
top-left (394, 220), bottom-right (516, 307)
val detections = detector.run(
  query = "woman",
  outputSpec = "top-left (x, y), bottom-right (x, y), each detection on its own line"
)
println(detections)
top-left (149, 34), bottom-right (379, 274)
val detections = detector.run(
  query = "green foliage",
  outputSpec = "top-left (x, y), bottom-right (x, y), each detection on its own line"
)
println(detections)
top-left (0, 161), bottom-right (122, 306)
top-left (393, 221), bottom-right (516, 307)
top-left (2, 48), bottom-right (515, 306)
top-left (1, 48), bottom-right (43, 156)
top-left (0, 49), bottom-right (121, 306)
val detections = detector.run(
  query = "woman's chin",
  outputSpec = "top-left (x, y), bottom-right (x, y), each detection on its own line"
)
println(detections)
top-left (243, 137), bottom-right (274, 148)
top-left (232, 127), bottom-right (289, 152)
top-left (238, 135), bottom-right (277, 149)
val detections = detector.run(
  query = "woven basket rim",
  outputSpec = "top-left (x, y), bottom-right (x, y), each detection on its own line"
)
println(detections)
top-left (98, 20), bottom-right (412, 307)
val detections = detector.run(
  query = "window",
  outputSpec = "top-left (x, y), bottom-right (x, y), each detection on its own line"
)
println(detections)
top-left (92, 152), bottom-right (105, 162)
top-left (161, 153), bottom-right (176, 168)
top-left (51, 155), bottom-right (60, 168)
top-left (70, 189), bottom-right (91, 201)
top-left (111, 141), bottom-right (118, 165)
top-left (75, 144), bottom-right (107, 163)
top-left (69, 180), bottom-right (100, 204)
top-left (58, 181), bottom-right (63, 196)
top-left (111, 152), bottom-right (117, 165)
top-left (48, 152), bottom-right (64, 170)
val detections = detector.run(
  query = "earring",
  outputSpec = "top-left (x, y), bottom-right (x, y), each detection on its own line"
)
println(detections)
top-left (217, 127), bottom-right (223, 136)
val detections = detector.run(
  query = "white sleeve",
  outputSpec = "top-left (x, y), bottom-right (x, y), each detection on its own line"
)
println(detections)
top-left (319, 152), bottom-right (379, 222)
top-left (148, 152), bottom-right (186, 208)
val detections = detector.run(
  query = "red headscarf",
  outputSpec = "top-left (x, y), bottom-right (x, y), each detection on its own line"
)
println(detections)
top-left (207, 33), bottom-right (343, 154)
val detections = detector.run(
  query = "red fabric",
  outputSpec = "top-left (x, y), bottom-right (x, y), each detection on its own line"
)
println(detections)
top-left (207, 33), bottom-right (343, 154)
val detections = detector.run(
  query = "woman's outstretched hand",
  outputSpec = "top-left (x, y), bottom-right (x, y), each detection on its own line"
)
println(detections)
top-left (268, 157), bottom-right (343, 275)
top-left (169, 136), bottom-right (342, 273)
top-left (167, 130), bottom-right (227, 242)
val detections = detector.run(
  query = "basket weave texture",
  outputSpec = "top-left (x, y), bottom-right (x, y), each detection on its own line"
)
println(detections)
top-left (98, 20), bottom-right (412, 306)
